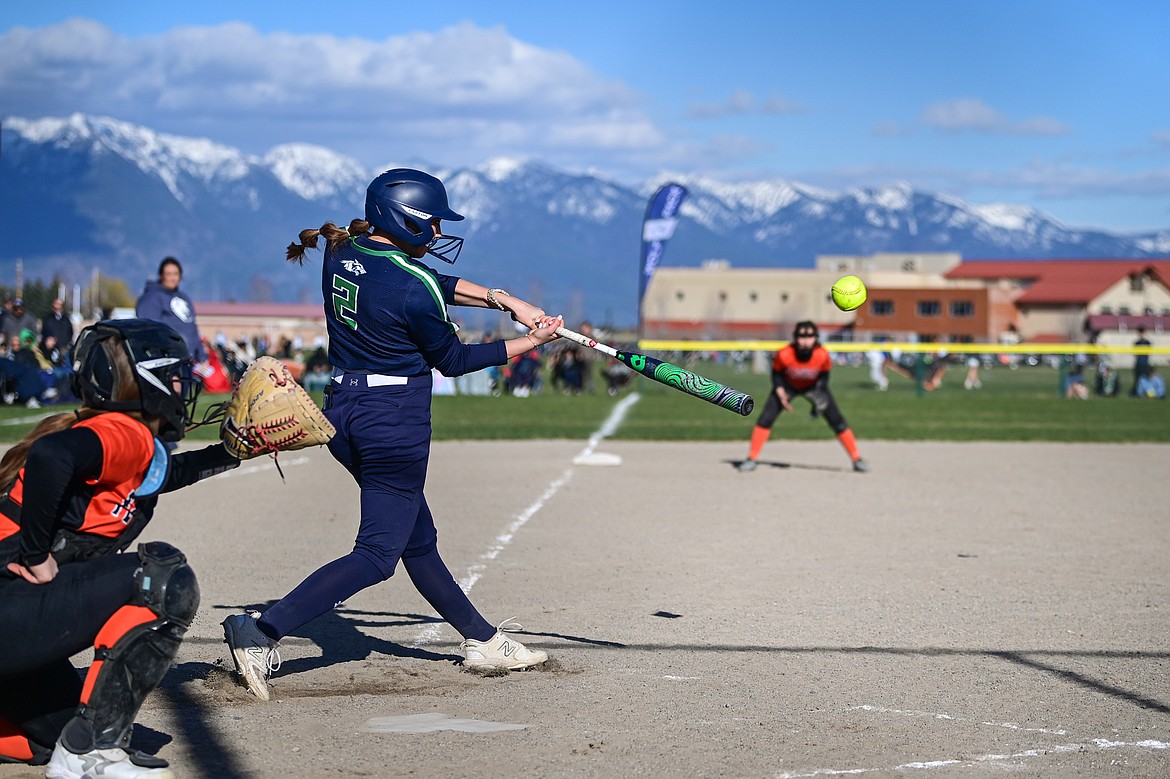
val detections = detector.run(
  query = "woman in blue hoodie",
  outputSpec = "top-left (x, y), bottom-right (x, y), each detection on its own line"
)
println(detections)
top-left (134, 257), bottom-right (207, 365)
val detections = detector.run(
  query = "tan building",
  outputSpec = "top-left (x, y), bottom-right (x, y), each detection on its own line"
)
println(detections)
top-left (641, 253), bottom-right (977, 340)
top-left (817, 252), bottom-right (962, 276)
top-left (642, 254), bottom-right (1170, 354)
top-left (193, 302), bottom-right (328, 350)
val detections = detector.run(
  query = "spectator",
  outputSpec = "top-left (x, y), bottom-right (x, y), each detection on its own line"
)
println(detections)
top-left (558, 348), bottom-right (584, 394)
top-left (11, 333), bottom-right (40, 372)
top-left (603, 354), bottom-right (634, 396)
top-left (0, 336), bottom-right (50, 408)
top-left (302, 346), bottom-right (331, 393)
top-left (1064, 354), bottom-right (1089, 399)
top-left (575, 321), bottom-right (600, 394)
top-left (199, 338), bottom-right (233, 394)
top-left (1130, 327), bottom-right (1151, 396)
top-left (135, 257), bottom-right (208, 365)
top-left (1, 298), bottom-right (38, 343)
top-left (38, 334), bottom-right (72, 399)
top-left (865, 347), bottom-right (888, 391)
top-left (40, 298), bottom-right (74, 348)
top-left (963, 355), bottom-right (983, 390)
top-left (229, 337), bottom-right (257, 367)
top-left (217, 340), bottom-right (249, 382)
top-left (509, 346), bottom-right (541, 397)
top-left (922, 350), bottom-right (951, 391)
top-left (1095, 362), bottom-right (1119, 397)
top-left (21, 329), bottom-right (54, 374)
top-left (1000, 323), bottom-right (1021, 369)
top-left (1135, 366), bottom-right (1166, 399)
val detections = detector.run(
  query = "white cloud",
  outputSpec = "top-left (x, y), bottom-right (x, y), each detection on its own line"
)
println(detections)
top-left (686, 89), bottom-right (805, 119)
top-left (921, 98), bottom-right (1069, 136)
top-left (871, 120), bottom-right (914, 137)
top-left (964, 161), bottom-right (1170, 198)
top-left (798, 159), bottom-right (1170, 202)
top-left (0, 19), bottom-right (672, 173)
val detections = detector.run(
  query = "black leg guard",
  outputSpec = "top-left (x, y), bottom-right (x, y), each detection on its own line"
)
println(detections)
top-left (59, 542), bottom-right (200, 754)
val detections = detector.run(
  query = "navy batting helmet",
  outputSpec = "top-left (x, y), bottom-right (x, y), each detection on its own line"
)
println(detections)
top-left (71, 319), bottom-right (202, 442)
top-left (365, 169), bottom-right (465, 263)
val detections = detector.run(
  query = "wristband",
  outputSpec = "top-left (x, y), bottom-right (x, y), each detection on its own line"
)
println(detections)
top-left (486, 288), bottom-right (509, 311)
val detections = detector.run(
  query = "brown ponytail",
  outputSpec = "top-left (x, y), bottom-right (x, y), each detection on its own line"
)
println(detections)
top-left (0, 411), bottom-right (95, 490)
top-left (286, 219), bottom-right (372, 265)
top-left (0, 335), bottom-right (153, 489)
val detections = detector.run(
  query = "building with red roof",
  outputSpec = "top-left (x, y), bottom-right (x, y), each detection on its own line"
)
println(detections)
top-left (945, 259), bottom-right (1170, 343)
top-left (641, 254), bottom-right (1169, 360)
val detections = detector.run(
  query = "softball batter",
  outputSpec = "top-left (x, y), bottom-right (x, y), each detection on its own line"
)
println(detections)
top-left (223, 168), bottom-right (561, 700)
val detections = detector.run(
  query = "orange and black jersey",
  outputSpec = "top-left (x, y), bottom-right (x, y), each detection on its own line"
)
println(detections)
top-left (771, 344), bottom-right (832, 393)
top-left (0, 412), bottom-right (239, 571)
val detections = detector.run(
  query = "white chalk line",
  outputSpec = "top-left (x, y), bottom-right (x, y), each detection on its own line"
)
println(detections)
top-left (212, 454), bottom-right (312, 479)
top-left (361, 713), bottom-right (526, 734)
top-left (0, 411), bottom-right (56, 426)
top-left (852, 705), bottom-right (1068, 735)
top-left (413, 392), bottom-right (641, 645)
top-left (772, 706), bottom-right (1169, 778)
top-left (773, 739), bottom-right (1169, 778)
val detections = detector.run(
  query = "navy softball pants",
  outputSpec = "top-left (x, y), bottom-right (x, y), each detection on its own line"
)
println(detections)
top-left (258, 381), bottom-right (495, 643)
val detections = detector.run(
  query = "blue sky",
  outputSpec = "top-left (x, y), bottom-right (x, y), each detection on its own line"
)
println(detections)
top-left (2, 1), bottom-right (1168, 233)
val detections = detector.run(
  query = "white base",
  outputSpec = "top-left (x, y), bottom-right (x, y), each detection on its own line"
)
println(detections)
top-left (573, 452), bottom-right (623, 466)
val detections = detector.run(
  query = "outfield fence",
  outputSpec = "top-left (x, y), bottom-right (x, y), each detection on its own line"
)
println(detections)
top-left (638, 340), bottom-right (1170, 357)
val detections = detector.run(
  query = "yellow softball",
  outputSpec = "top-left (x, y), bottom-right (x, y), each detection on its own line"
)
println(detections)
top-left (831, 275), bottom-right (867, 311)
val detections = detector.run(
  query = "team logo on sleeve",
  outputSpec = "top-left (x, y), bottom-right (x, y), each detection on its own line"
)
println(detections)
top-left (341, 259), bottom-right (367, 276)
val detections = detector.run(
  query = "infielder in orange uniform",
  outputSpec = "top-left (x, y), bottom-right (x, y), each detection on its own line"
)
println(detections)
top-left (737, 321), bottom-right (868, 473)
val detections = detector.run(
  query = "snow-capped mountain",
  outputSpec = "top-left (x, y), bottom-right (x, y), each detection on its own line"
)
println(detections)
top-left (2, 114), bottom-right (1165, 324)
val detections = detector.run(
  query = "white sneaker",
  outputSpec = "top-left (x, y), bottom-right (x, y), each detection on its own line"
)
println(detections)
top-left (736, 459), bottom-right (758, 472)
top-left (25, 397), bottom-right (41, 409)
top-left (46, 743), bottom-right (173, 779)
top-left (460, 618), bottom-right (548, 671)
top-left (222, 611), bottom-right (281, 701)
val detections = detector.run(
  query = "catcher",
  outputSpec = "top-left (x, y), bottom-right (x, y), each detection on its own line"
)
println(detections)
top-left (737, 320), bottom-right (869, 473)
top-left (0, 319), bottom-right (238, 777)
top-left (0, 320), bottom-right (334, 777)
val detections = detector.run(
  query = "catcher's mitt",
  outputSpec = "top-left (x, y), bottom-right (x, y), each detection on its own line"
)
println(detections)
top-left (220, 356), bottom-right (335, 460)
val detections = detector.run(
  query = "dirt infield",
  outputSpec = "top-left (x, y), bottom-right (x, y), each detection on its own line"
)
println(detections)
top-left (4, 436), bottom-right (1169, 778)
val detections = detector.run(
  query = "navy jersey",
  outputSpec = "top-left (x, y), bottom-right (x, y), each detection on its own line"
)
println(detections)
top-left (322, 236), bottom-right (505, 377)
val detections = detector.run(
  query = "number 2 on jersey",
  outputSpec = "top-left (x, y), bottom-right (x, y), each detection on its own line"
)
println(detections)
top-left (332, 275), bottom-right (359, 330)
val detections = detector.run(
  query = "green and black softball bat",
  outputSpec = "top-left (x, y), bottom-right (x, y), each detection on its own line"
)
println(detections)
top-left (555, 326), bottom-right (755, 416)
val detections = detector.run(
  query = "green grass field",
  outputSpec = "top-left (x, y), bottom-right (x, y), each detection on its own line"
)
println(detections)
top-left (4, 361), bottom-right (1165, 444)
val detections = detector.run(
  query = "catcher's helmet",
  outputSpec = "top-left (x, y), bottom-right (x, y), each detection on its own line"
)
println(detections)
top-left (71, 319), bottom-right (201, 442)
top-left (792, 320), bottom-right (820, 361)
top-left (364, 168), bottom-right (465, 263)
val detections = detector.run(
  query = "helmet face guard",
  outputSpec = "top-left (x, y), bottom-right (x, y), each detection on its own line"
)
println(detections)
top-left (71, 319), bottom-right (201, 442)
top-left (792, 320), bottom-right (820, 362)
top-left (425, 235), bottom-right (464, 264)
top-left (365, 169), bottom-right (465, 264)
